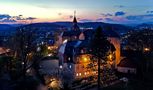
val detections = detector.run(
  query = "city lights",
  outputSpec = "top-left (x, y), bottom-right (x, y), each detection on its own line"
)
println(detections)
top-left (1, 1), bottom-right (153, 90)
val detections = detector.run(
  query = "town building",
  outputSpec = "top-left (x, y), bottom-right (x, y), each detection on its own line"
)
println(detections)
top-left (58, 13), bottom-right (121, 80)
top-left (117, 58), bottom-right (137, 74)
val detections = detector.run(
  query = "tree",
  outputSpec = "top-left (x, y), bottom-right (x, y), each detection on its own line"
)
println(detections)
top-left (9, 25), bottom-right (39, 78)
top-left (88, 26), bottom-right (115, 90)
top-left (0, 56), bottom-right (12, 76)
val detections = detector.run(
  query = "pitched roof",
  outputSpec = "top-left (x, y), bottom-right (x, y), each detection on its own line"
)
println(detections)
top-left (117, 58), bottom-right (136, 68)
top-left (62, 30), bottom-right (81, 37)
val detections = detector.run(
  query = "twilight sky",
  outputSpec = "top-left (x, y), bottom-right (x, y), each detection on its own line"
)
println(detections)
top-left (0, 0), bottom-right (153, 24)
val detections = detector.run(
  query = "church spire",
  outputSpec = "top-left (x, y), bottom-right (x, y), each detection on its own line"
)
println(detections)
top-left (71, 11), bottom-right (80, 31)
top-left (73, 10), bottom-right (77, 23)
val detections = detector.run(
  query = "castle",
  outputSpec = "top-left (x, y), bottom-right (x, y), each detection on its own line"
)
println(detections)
top-left (58, 13), bottom-right (121, 80)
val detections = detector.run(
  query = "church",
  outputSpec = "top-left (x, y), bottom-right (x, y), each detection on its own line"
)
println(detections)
top-left (58, 13), bottom-right (121, 80)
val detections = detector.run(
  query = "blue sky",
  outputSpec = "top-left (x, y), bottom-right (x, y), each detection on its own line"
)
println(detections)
top-left (0, 0), bottom-right (153, 24)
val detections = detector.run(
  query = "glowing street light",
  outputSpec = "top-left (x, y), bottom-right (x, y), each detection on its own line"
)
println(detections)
top-left (144, 47), bottom-right (150, 52)
top-left (83, 57), bottom-right (87, 62)
top-left (109, 54), bottom-right (113, 60)
top-left (48, 46), bottom-right (51, 50)
top-left (81, 55), bottom-right (90, 63)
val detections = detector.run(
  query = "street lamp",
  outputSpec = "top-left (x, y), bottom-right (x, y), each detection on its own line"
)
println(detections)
top-left (83, 57), bottom-right (88, 62)
top-left (144, 47), bottom-right (150, 52)
top-left (48, 46), bottom-right (51, 50)
top-left (109, 54), bottom-right (113, 60)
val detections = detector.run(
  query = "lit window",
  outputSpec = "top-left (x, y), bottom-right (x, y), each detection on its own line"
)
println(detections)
top-left (76, 73), bottom-right (78, 76)
top-left (48, 53), bottom-right (52, 56)
top-left (87, 72), bottom-right (89, 74)
top-left (63, 39), bottom-right (68, 44)
top-left (84, 72), bottom-right (87, 75)
top-left (48, 46), bottom-right (51, 50)
top-left (79, 73), bottom-right (81, 76)
top-left (41, 41), bottom-right (44, 45)
top-left (60, 65), bottom-right (63, 69)
top-left (69, 65), bottom-right (71, 69)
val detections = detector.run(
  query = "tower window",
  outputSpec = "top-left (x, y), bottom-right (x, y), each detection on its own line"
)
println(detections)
top-left (79, 73), bottom-right (81, 76)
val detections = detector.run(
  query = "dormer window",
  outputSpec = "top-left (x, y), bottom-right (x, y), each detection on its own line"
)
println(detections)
top-left (81, 49), bottom-right (84, 53)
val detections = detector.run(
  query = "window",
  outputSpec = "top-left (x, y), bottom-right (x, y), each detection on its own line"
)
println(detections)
top-left (84, 72), bottom-right (87, 75)
top-left (81, 49), bottom-right (84, 53)
top-left (68, 57), bottom-right (70, 61)
top-left (60, 65), bottom-right (63, 69)
top-left (69, 65), bottom-right (72, 69)
top-left (79, 73), bottom-right (81, 76)
top-left (76, 73), bottom-right (78, 76)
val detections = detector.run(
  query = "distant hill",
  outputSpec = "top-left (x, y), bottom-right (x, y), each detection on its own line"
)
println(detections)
top-left (0, 22), bottom-right (132, 35)
top-left (54, 22), bottom-right (132, 34)
top-left (136, 23), bottom-right (153, 29)
top-left (0, 24), bottom-right (16, 31)
top-left (0, 24), bottom-right (17, 36)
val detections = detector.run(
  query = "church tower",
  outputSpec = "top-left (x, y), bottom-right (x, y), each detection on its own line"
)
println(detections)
top-left (72, 11), bottom-right (80, 31)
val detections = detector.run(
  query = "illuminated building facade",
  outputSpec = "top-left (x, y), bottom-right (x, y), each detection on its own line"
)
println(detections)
top-left (58, 14), bottom-right (121, 79)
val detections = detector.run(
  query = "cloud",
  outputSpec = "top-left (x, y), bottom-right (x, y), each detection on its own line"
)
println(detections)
top-left (0, 14), bottom-right (37, 23)
top-left (126, 14), bottom-right (153, 20)
top-left (26, 17), bottom-right (37, 20)
top-left (115, 11), bottom-right (126, 16)
top-left (126, 15), bottom-right (142, 20)
top-left (147, 11), bottom-right (153, 14)
top-left (0, 18), bottom-right (16, 22)
top-left (13, 15), bottom-right (37, 20)
top-left (0, 14), bottom-right (11, 19)
top-left (96, 18), bottom-right (103, 22)
top-left (105, 18), bottom-right (114, 22)
top-left (0, 14), bottom-right (16, 23)
top-left (58, 13), bottom-right (62, 16)
top-left (114, 5), bottom-right (125, 8)
top-left (79, 19), bottom-right (93, 22)
top-left (69, 15), bottom-right (73, 19)
top-left (101, 13), bottom-right (113, 17)
top-left (37, 5), bottom-right (52, 9)
top-left (12, 15), bottom-right (25, 20)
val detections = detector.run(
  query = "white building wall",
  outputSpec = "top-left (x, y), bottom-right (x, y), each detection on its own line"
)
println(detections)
top-left (117, 67), bottom-right (136, 74)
